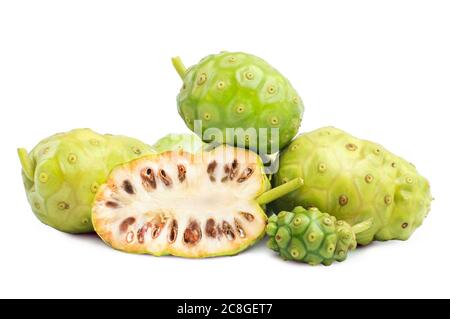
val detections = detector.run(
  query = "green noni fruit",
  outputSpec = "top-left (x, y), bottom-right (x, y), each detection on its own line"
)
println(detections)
top-left (18, 128), bottom-right (156, 233)
top-left (172, 51), bottom-right (304, 154)
top-left (153, 133), bottom-right (206, 153)
top-left (272, 127), bottom-right (432, 245)
top-left (266, 206), bottom-right (372, 265)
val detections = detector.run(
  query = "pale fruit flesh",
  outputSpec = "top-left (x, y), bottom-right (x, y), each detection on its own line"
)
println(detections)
top-left (92, 145), bottom-right (271, 258)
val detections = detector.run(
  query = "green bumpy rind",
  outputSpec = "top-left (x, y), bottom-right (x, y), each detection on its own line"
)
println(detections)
top-left (272, 127), bottom-right (432, 245)
top-left (153, 133), bottom-right (206, 154)
top-left (18, 128), bottom-right (156, 233)
top-left (266, 206), bottom-right (357, 266)
top-left (175, 52), bottom-right (304, 154)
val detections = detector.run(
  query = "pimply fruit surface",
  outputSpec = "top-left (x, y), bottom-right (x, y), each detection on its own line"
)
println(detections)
top-left (173, 52), bottom-right (304, 154)
top-left (153, 133), bottom-right (206, 154)
top-left (272, 127), bottom-right (432, 245)
top-left (266, 206), bottom-right (359, 265)
top-left (18, 128), bottom-right (156, 233)
top-left (92, 145), bottom-right (301, 258)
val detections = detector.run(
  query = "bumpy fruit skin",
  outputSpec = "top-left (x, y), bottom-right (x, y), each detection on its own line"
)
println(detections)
top-left (174, 52), bottom-right (304, 154)
top-left (272, 127), bottom-right (432, 245)
top-left (266, 207), bottom-right (357, 265)
top-left (18, 128), bottom-right (156, 233)
top-left (153, 133), bottom-right (206, 153)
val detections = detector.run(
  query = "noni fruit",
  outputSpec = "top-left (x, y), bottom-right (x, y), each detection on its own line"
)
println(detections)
top-left (92, 145), bottom-right (303, 258)
top-left (18, 128), bottom-right (156, 233)
top-left (271, 127), bottom-right (432, 245)
top-left (172, 51), bottom-right (304, 154)
top-left (153, 133), bottom-right (206, 153)
top-left (267, 206), bottom-right (372, 265)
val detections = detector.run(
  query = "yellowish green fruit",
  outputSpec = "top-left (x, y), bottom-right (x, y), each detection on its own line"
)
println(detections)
top-left (18, 128), bottom-right (156, 233)
top-left (272, 127), bottom-right (432, 245)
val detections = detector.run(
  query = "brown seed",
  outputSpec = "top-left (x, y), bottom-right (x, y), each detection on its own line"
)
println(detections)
top-left (106, 201), bottom-right (119, 208)
top-left (152, 222), bottom-right (165, 239)
top-left (168, 220), bottom-right (178, 244)
top-left (237, 167), bottom-right (254, 183)
top-left (137, 223), bottom-right (150, 243)
top-left (339, 195), bottom-right (348, 206)
top-left (126, 231), bottom-right (134, 243)
top-left (158, 169), bottom-right (172, 187)
top-left (230, 159), bottom-right (239, 180)
top-left (205, 218), bottom-right (217, 238)
top-left (122, 180), bottom-right (135, 195)
top-left (234, 219), bottom-right (246, 238)
top-left (216, 223), bottom-right (223, 238)
top-left (222, 221), bottom-right (235, 241)
top-left (221, 164), bottom-right (230, 182)
top-left (141, 168), bottom-right (157, 191)
top-left (119, 217), bottom-right (136, 233)
top-left (239, 212), bottom-right (255, 222)
top-left (207, 161), bottom-right (217, 182)
top-left (222, 159), bottom-right (239, 182)
top-left (177, 164), bottom-right (186, 182)
top-left (183, 220), bottom-right (202, 245)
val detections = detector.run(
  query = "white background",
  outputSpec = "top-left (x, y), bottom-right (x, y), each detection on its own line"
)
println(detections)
top-left (0, 0), bottom-right (449, 299)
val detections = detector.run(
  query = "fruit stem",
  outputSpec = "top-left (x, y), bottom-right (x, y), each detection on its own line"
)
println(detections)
top-left (351, 218), bottom-right (373, 234)
top-left (171, 56), bottom-right (186, 78)
top-left (17, 148), bottom-right (34, 181)
top-left (256, 178), bottom-right (303, 205)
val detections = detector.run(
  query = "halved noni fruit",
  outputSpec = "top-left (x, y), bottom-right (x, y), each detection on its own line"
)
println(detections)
top-left (92, 145), bottom-right (302, 258)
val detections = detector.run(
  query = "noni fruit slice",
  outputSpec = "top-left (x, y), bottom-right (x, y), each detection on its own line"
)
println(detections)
top-left (92, 145), bottom-right (303, 258)
top-left (172, 51), bottom-right (304, 154)
top-left (18, 128), bottom-right (156, 233)
top-left (272, 127), bottom-right (432, 245)
top-left (266, 207), bottom-right (372, 265)
top-left (153, 133), bottom-right (206, 153)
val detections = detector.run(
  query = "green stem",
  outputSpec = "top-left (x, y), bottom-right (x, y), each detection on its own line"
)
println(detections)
top-left (256, 178), bottom-right (303, 205)
top-left (171, 56), bottom-right (186, 79)
top-left (351, 218), bottom-right (373, 234)
top-left (17, 148), bottom-right (34, 181)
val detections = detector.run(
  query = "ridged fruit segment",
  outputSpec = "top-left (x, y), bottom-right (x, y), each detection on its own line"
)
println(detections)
top-left (18, 128), bottom-right (156, 233)
top-left (172, 52), bottom-right (304, 154)
top-left (92, 145), bottom-right (303, 258)
top-left (266, 206), bottom-right (371, 265)
top-left (272, 127), bottom-right (432, 245)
